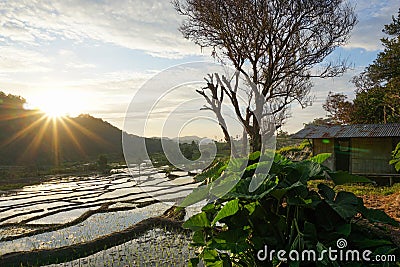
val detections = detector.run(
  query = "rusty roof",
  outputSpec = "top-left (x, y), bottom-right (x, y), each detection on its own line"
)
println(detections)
top-left (292, 123), bottom-right (400, 139)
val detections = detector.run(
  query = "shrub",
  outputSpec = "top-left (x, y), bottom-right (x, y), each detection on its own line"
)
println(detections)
top-left (183, 153), bottom-right (399, 267)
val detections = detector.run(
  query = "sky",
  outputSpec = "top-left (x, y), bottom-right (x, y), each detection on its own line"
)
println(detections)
top-left (0, 0), bottom-right (398, 138)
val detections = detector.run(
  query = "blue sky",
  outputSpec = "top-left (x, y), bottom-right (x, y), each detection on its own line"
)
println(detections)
top-left (0, 0), bottom-right (398, 137)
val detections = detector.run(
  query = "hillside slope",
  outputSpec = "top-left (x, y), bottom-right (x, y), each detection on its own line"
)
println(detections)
top-left (0, 92), bottom-right (160, 165)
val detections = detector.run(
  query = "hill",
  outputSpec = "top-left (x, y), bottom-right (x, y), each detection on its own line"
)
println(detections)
top-left (0, 91), bottom-right (163, 166)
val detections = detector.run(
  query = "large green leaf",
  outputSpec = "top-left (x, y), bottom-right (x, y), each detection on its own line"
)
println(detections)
top-left (248, 151), bottom-right (261, 161)
top-left (194, 161), bottom-right (225, 183)
top-left (223, 175), bottom-right (278, 200)
top-left (389, 141), bottom-right (400, 171)
top-left (318, 183), bottom-right (335, 201)
top-left (309, 153), bottom-right (332, 164)
top-left (183, 212), bottom-right (211, 231)
top-left (212, 199), bottom-right (240, 225)
top-left (272, 181), bottom-right (306, 201)
top-left (327, 191), bottom-right (359, 220)
top-left (211, 228), bottom-right (250, 253)
top-left (361, 207), bottom-right (399, 226)
top-left (180, 184), bottom-right (210, 207)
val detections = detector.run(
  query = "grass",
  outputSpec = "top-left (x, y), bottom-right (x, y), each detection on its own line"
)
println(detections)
top-left (308, 180), bottom-right (400, 196)
top-left (278, 139), bottom-right (311, 154)
top-left (336, 182), bottom-right (400, 196)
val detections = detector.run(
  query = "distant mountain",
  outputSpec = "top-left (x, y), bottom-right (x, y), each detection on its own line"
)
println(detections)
top-left (0, 91), bottom-right (166, 165)
top-left (172, 136), bottom-right (215, 144)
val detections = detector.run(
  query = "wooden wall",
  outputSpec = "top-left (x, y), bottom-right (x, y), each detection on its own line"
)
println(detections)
top-left (313, 138), bottom-right (335, 170)
top-left (351, 137), bottom-right (395, 174)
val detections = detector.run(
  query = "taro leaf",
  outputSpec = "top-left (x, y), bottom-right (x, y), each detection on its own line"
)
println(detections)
top-left (361, 207), bottom-right (399, 226)
top-left (211, 228), bottom-right (250, 253)
top-left (188, 257), bottom-right (200, 267)
top-left (212, 199), bottom-right (239, 225)
top-left (244, 201), bottom-right (257, 215)
top-left (317, 183), bottom-right (335, 201)
top-left (202, 203), bottom-right (216, 212)
top-left (201, 249), bottom-right (229, 267)
top-left (303, 221), bottom-right (317, 248)
top-left (283, 160), bottom-right (324, 185)
top-left (336, 223), bottom-right (351, 236)
top-left (327, 191), bottom-right (359, 220)
top-left (223, 175), bottom-right (278, 200)
top-left (328, 171), bottom-right (372, 185)
top-left (309, 153), bottom-right (332, 164)
top-left (274, 153), bottom-right (293, 165)
top-left (194, 161), bottom-right (225, 183)
top-left (202, 248), bottom-right (219, 261)
top-left (315, 201), bottom-right (343, 231)
top-left (209, 172), bottom-right (241, 198)
top-left (272, 181), bottom-right (305, 201)
top-left (180, 184), bottom-right (210, 207)
top-left (316, 242), bottom-right (340, 267)
top-left (249, 151), bottom-right (261, 161)
top-left (226, 158), bottom-right (247, 172)
top-left (192, 231), bottom-right (205, 246)
top-left (245, 162), bottom-right (258, 172)
top-left (183, 212), bottom-right (210, 231)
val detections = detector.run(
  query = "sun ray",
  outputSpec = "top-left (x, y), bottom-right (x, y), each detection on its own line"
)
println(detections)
top-left (52, 117), bottom-right (60, 166)
top-left (0, 114), bottom-right (48, 148)
top-left (0, 109), bottom-right (42, 122)
top-left (58, 118), bottom-right (87, 158)
top-left (62, 116), bottom-right (114, 148)
top-left (18, 116), bottom-right (52, 163)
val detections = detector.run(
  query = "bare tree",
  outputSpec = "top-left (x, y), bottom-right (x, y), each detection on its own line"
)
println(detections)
top-left (174, 0), bottom-right (357, 152)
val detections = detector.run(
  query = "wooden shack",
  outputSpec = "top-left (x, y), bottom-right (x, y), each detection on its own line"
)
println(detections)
top-left (292, 124), bottom-right (400, 184)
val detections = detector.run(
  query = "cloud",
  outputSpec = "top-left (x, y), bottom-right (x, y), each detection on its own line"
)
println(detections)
top-left (282, 68), bottom-right (361, 134)
top-left (345, 0), bottom-right (399, 51)
top-left (0, 46), bottom-right (50, 73)
top-left (0, 0), bottom-right (200, 59)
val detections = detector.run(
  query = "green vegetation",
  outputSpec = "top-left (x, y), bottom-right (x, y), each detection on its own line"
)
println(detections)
top-left (390, 141), bottom-right (400, 172)
top-left (277, 140), bottom-right (311, 154)
top-left (183, 153), bottom-right (399, 266)
top-left (308, 180), bottom-right (400, 197)
top-left (322, 9), bottom-right (400, 125)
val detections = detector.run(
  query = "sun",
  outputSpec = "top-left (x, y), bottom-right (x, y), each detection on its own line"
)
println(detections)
top-left (29, 89), bottom-right (85, 118)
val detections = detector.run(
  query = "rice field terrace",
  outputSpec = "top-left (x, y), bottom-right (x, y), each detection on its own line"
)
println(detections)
top-left (0, 163), bottom-right (201, 266)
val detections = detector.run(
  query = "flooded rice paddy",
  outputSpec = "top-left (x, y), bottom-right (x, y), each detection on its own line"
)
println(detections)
top-left (0, 163), bottom-right (200, 266)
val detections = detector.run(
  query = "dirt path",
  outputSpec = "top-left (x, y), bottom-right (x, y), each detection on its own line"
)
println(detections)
top-left (361, 192), bottom-right (400, 248)
top-left (362, 192), bottom-right (400, 222)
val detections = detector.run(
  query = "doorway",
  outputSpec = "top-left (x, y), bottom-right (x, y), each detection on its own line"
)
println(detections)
top-left (335, 138), bottom-right (351, 171)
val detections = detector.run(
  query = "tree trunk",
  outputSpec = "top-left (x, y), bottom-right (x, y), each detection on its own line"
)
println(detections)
top-left (249, 127), bottom-right (262, 153)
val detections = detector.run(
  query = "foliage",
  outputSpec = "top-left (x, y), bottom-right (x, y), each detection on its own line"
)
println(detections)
top-left (277, 140), bottom-right (311, 154)
top-left (174, 0), bottom-right (357, 151)
top-left (322, 92), bottom-right (354, 124)
top-left (351, 85), bottom-right (400, 124)
top-left (180, 141), bottom-right (201, 160)
top-left (390, 141), bottom-right (400, 172)
top-left (323, 9), bottom-right (400, 124)
top-left (183, 154), bottom-right (399, 266)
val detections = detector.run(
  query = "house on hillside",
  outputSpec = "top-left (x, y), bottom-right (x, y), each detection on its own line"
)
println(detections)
top-left (292, 124), bottom-right (400, 185)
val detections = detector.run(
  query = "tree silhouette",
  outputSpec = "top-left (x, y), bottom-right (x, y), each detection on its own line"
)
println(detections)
top-left (174, 0), bottom-right (357, 152)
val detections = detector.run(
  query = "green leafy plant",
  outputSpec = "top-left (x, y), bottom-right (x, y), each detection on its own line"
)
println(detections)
top-left (389, 141), bottom-right (400, 172)
top-left (183, 153), bottom-right (399, 267)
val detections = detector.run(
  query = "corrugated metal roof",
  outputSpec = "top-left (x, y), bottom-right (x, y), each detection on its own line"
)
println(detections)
top-left (292, 124), bottom-right (400, 139)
